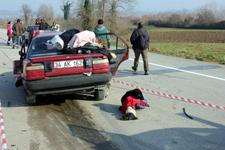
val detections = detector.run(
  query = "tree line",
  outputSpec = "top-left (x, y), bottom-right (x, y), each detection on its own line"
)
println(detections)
top-left (18, 1), bottom-right (225, 34)
top-left (136, 5), bottom-right (225, 29)
top-left (21, 0), bottom-right (135, 31)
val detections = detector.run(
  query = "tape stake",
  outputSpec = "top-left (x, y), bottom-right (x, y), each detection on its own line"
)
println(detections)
top-left (0, 100), bottom-right (7, 150)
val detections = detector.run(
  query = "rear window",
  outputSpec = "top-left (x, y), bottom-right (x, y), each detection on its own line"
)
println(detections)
top-left (29, 36), bottom-right (61, 57)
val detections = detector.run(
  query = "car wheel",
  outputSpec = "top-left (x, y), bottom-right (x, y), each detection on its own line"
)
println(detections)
top-left (94, 89), bottom-right (105, 101)
top-left (26, 94), bottom-right (36, 105)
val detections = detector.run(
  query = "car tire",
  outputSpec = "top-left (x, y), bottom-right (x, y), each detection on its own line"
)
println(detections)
top-left (26, 94), bottom-right (36, 105)
top-left (94, 89), bottom-right (105, 101)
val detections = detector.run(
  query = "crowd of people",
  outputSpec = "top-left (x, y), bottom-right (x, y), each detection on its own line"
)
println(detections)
top-left (7, 19), bottom-right (24, 49)
top-left (6, 18), bottom-right (60, 49)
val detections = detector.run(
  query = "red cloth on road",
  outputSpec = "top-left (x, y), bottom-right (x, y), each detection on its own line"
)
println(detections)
top-left (119, 96), bottom-right (149, 114)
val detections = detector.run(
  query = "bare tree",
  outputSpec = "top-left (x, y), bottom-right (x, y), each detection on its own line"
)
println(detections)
top-left (37, 4), bottom-right (54, 22)
top-left (109, 0), bottom-right (117, 29)
top-left (196, 7), bottom-right (216, 24)
top-left (21, 4), bottom-right (32, 26)
top-left (62, 1), bottom-right (72, 20)
top-left (82, 0), bottom-right (93, 30)
top-left (97, 0), bottom-right (106, 19)
top-left (75, 0), bottom-right (135, 30)
top-left (107, 0), bottom-right (136, 31)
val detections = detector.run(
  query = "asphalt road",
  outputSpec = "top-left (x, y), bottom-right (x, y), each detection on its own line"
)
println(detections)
top-left (0, 29), bottom-right (225, 150)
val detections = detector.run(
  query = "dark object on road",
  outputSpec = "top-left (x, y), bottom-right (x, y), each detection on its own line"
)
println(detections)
top-left (121, 113), bottom-right (138, 121)
top-left (183, 108), bottom-right (193, 119)
top-left (121, 88), bottom-right (144, 104)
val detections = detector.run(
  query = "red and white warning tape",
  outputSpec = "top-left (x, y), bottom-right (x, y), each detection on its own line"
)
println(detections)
top-left (111, 78), bottom-right (225, 111)
top-left (0, 102), bottom-right (7, 150)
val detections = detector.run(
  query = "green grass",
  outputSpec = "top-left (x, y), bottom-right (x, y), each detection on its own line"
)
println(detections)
top-left (150, 42), bottom-right (225, 64)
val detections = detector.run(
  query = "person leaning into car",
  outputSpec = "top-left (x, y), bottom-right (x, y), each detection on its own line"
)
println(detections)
top-left (130, 22), bottom-right (150, 75)
top-left (94, 19), bottom-right (110, 49)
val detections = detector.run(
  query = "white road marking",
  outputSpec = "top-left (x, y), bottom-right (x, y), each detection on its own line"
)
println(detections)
top-left (128, 58), bottom-right (225, 81)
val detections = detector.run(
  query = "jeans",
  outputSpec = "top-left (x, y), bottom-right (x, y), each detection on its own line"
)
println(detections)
top-left (15, 36), bottom-right (22, 46)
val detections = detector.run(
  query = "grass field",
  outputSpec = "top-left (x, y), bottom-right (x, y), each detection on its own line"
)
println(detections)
top-left (142, 26), bottom-right (225, 65)
top-left (150, 31), bottom-right (225, 43)
top-left (150, 42), bottom-right (225, 64)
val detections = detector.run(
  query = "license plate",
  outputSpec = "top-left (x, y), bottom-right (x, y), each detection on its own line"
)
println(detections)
top-left (54, 60), bottom-right (83, 68)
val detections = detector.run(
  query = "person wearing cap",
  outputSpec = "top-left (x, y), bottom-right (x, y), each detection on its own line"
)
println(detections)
top-left (51, 21), bottom-right (60, 31)
top-left (130, 22), bottom-right (150, 75)
top-left (94, 19), bottom-right (110, 49)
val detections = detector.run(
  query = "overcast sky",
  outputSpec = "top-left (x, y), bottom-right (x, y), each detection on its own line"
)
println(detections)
top-left (0, 0), bottom-right (224, 16)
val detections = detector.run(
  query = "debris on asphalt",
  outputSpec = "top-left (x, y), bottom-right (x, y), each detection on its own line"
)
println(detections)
top-left (183, 107), bottom-right (193, 120)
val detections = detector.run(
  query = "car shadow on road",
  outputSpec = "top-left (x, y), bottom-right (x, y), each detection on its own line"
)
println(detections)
top-left (93, 103), bottom-right (122, 120)
top-left (67, 114), bottom-right (225, 150)
top-left (0, 71), bottom-right (27, 107)
top-left (0, 71), bottom-right (99, 107)
top-left (35, 93), bottom-right (97, 106)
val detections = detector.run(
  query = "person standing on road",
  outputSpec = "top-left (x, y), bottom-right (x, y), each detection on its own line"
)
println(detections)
top-left (130, 22), bottom-right (150, 75)
top-left (6, 21), bottom-right (12, 45)
top-left (51, 21), bottom-right (60, 31)
top-left (13, 19), bottom-right (24, 49)
top-left (39, 19), bottom-right (49, 30)
top-left (94, 19), bottom-right (110, 49)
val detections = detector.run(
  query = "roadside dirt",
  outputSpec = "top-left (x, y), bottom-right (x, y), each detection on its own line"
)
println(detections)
top-left (26, 96), bottom-right (118, 150)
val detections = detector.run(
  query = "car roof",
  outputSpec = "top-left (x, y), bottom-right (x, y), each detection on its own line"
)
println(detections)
top-left (28, 25), bottom-right (39, 27)
top-left (35, 30), bottom-right (62, 38)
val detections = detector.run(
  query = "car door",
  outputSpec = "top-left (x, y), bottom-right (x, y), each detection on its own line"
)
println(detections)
top-left (96, 33), bottom-right (129, 75)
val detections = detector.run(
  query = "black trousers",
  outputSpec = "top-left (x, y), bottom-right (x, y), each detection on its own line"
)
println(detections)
top-left (133, 48), bottom-right (149, 72)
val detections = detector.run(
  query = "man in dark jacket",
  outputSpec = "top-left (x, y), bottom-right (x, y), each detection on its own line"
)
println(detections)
top-left (130, 22), bottom-right (150, 75)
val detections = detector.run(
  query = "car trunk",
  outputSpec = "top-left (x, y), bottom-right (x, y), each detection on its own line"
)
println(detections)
top-left (27, 53), bottom-right (110, 80)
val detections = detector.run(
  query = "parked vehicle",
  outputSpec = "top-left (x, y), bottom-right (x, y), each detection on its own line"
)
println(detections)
top-left (14, 29), bottom-right (129, 104)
